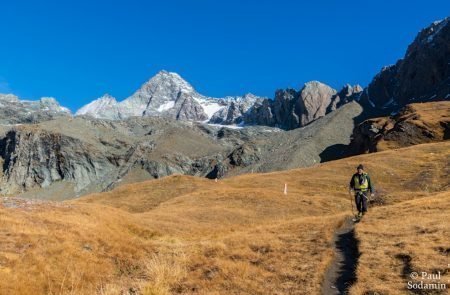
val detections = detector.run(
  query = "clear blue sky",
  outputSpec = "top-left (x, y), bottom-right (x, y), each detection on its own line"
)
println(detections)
top-left (0, 0), bottom-right (449, 111)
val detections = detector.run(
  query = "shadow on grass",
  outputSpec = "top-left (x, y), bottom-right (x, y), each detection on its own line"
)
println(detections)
top-left (334, 226), bottom-right (361, 293)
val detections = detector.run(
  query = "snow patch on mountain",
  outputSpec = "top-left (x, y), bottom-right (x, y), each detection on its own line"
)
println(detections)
top-left (192, 96), bottom-right (225, 119)
top-left (157, 101), bottom-right (175, 112)
top-left (426, 18), bottom-right (449, 43)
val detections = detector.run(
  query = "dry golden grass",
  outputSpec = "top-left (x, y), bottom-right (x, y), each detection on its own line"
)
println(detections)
top-left (81, 175), bottom-right (212, 213)
top-left (350, 191), bottom-right (450, 295)
top-left (0, 141), bottom-right (448, 294)
top-left (0, 203), bottom-right (156, 294)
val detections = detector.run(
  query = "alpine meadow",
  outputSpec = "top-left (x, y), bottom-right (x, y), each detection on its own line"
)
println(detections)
top-left (0, 2), bottom-right (448, 294)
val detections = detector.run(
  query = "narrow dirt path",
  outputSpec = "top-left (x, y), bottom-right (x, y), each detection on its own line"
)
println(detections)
top-left (322, 217), bottom-right (360, 294)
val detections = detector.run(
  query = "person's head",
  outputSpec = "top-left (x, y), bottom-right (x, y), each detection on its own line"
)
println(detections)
top-left (357, 164), bottom-right (364, 174)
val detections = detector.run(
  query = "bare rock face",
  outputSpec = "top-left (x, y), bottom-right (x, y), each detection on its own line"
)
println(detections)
top-left (209, 94), bottom-right (262, 125)
top-left (360, 18), bottom-right (450, 110)
top-left (244, 81), bottom-right (359, 129)
top-left (272, 89), bottom-right (300, 129)
top-left (164, 91), bottom-right (208, 121)
top-left (244, 99), bottom-right (276, 126)
top-left (0, 94), bottom-right (71, 124)
top-left (76, 94), bottom-right (122, 120)
top-left (123, 71), bottom-right (209, 120)
top-left (349, 101), bottom-right (450, 154)
top-left (209, 101), bottom-right (242, 124)
top-left (0, 128), bottom-right (116, 194)
top-left (228, 143), bottom-right (260, 167)
top-left (297, 81), bottom-right (337, 126)
top-left (327, 84), bottom-right (363, 113)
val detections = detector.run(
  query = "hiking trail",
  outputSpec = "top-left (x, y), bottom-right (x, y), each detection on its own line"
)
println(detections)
top-left (322, 217), bottom-right (360, 294)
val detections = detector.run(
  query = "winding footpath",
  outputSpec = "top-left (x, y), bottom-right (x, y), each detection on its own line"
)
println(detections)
top-left (322, 217), bottom-right (360, 295)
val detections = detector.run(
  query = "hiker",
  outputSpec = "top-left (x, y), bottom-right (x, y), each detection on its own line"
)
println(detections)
top-left (349, 164), bottom-right (374, 218)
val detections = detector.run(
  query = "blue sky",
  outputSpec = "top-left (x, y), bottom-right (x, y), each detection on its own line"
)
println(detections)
top-left (0, 0), bottom-right (449, 111)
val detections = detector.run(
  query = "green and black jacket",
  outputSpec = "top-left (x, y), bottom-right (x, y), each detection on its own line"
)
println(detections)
top-left (349, 172), bottom-right (374, 192)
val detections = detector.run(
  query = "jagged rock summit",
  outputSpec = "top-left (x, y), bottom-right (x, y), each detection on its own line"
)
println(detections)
top-left (244, 82), bottom-right (363, 129)
top-left (0, 94), bottom-right (70, 124)
top-left (76, 70), bottom-right (259, 123)
top-left (76, 94), bottom-right (121, 120)
top-left (76, 70), bottom-right (363, 129)
top-left (360, 17), bottom-right (450, 111)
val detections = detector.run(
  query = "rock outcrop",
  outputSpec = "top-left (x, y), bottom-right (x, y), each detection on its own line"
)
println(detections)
top-left (359, 18), bottom-right (450, 111)
top-left (297, 81), bottom-right (337, 126)
top-left (0, 128), bottom-right (116, 195)
top-left (245, 82), bottom-right (362, 129)
top-left (349, 101), bottom-right (450, 154)
top-left (0, 94), bottom-right (71, 124)
top-left (76, 94), bottom-right (122, 120)
top-left (209, 94), bottom-right (263, 125)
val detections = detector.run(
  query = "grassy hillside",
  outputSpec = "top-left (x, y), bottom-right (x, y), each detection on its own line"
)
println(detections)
top-left (0, 141), bottom-right (448, 294)
top-left (350, 191), bottom-right (450, 295)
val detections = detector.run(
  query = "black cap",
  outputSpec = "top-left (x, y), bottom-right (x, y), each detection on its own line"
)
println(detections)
top-left (357, 164), bottom-right (364, 170)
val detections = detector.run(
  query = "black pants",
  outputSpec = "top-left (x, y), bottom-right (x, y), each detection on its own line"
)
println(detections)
top-left (355, 191), bottom-right (368, 213)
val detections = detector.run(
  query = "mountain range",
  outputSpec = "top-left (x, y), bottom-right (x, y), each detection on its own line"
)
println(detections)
top-left (0, 17), bottom-right (448, 199)
top-left (74, 70), bottom-right (364, 129)
top-left (1, 17), bottom-right (448, 130)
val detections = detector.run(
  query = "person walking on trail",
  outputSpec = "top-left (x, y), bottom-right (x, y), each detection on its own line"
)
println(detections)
top-left (349, 164), bottom-right (374, 219)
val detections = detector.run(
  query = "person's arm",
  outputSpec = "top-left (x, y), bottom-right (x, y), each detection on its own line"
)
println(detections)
top-left (349, 174), bottom-right (355, 191)
top-left (367, 174), bottom-right (374, 194)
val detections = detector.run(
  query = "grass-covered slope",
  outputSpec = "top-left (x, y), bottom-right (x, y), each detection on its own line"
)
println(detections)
top-left (0, 141), bottom-right (448, 294)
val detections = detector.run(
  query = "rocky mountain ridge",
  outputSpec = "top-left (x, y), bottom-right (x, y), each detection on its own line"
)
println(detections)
top-left (1, 18), bottom-right (449, 129)
top-left (76, 70), bottom-right (265, 124)
top-left (75, 17), bottom-right (450, 127)
top-left (0, 94), bottom-right (70, 124)
top-left (76, 71), bottom-right (362, 129)
top-left (359, 17), bottom-right (450, 112)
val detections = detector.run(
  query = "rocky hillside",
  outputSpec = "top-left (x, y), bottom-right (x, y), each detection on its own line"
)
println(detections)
top-left (0, 102), bottom-right (363, 199)
top-left (349, 101), bottom-right (450, 154)
top-left (359, 17), bottom-right (450, 112)
top-left (0, 94), bottom-right (70, 124)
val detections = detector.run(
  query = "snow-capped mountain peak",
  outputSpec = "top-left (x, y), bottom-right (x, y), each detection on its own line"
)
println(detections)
top-left (75, 70), bottom-right (265, 123)
top-left (76, 94), bottom-right (121, 119)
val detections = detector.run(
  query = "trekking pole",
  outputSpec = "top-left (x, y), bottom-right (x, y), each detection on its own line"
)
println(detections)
top-left (362, 191), bottom-right (371, 209)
